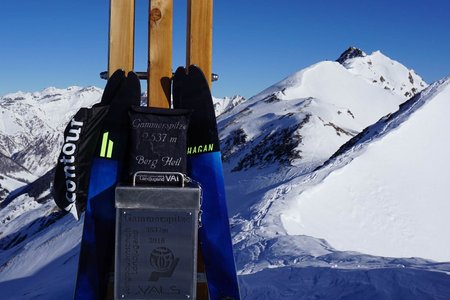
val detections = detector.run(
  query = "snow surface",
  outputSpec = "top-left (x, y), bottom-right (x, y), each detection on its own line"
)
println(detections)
top-left (240, 265), bottom-right (450, 299)
top-left (213, 95), bottom-right (246, 117)
top-left (1, 49), bottom-right (449, 299)
top-left (280, 78), bottom-right (450, 261)
top-left (251, 60), bottom-right (403, 128)
top-left (0, 212), bottom-right (81, 299)
top-left (0, 86), bottom-right (101, 135)
top-left (230, 77), bottom-right (450, 299)
top-left (340, 50), bottom-right (427, 99)
top-left (220, 49), bottom-right (421, 219)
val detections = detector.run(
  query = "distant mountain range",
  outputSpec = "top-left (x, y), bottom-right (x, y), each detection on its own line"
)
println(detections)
top-left (1, 48), bottom-right (449, 299)
top-left (0, 87), bottom-right (103, 200)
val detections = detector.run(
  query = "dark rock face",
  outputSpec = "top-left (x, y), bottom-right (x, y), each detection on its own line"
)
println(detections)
top-left (336, 47), bottom-right (366, 64)
top-left (231, 115), bottom-right (311, 172)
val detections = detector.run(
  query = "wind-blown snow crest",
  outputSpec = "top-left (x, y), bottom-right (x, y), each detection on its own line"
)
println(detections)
top-left (251, 61), bottom-right (403, 125)
top-left (338, 48), bottom-right (427, 99)
top-left (278, 78), bottom-right (450, 261)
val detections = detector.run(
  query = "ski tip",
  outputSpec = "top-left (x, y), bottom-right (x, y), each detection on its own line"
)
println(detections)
top-left (125, 71), bottom-right (142, 105)
top-left (187, 64), bottom-right (204, 76)
top-left (174, 65), bottom-right (207, 79)
top-left (110, 69), bottom-right (126, 78)
top-left (126, 71), bottom-right (141, 88)
top-left (126, 70), bottom-right (138, 80)
top-left (104, 69), bottom-right (141, 115)
top-left (187, 64), bottom-right (200, 72)
top-left (174, 66), bottom-right (187, 77)
top-left (100, 69), bottom-right (126, 105)
top-left (187, 65), bottom-right (209, 85)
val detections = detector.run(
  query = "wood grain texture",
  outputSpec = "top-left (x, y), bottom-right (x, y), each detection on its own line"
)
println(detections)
top-left (108, 0), bottom-right (135, 76)
top-left (148, 0), bottom-right (173, 108)
top-left (187, 2), bottom-right (214, 298)
top-left (107, 5), bottom-right (135, 298)
top-left (187, 0), bottom-right (213, 87)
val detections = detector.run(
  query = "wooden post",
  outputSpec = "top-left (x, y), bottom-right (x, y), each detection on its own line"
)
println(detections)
top-left (106, 3), bottom-right (137, 299)
top-left (187, 0), bottom-right (213, 87)
top-left (107, 2), bottom-right (215, 299)
top-left (148, 0), bottom-right (173, 108)
top-left (106, 3), bottom-right (135, 297)
top-left (108, 0), bottom-right (135, 76)
top-left (187, 2), bottom-right (214, 298)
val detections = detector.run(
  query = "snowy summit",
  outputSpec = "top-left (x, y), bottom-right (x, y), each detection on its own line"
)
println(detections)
top-left (337, 47), bottom-right (427, 99)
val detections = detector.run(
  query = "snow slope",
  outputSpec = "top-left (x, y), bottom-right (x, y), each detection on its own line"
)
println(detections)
top-left (240, 265), bottom-right (450, 299)
top-left (220, 48), bottom-right (424, 217)
top-left (231, 78), bottom-right (450, 299)
top-left (1, 48), bottom-right (448, 299)
top-left (281, 78), bottom-right (450, 261)
top-left (0, 209), bottom-right (81, 299)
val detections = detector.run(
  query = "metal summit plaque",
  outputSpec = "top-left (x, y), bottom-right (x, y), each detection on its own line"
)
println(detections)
top-left (115, 186), bottom-right (200, 299)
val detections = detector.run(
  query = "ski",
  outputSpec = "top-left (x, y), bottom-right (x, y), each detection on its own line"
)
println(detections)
top-left (173, 65), bottom-right (241, 300)
top-left (74, 71), bottom-right (141, 300)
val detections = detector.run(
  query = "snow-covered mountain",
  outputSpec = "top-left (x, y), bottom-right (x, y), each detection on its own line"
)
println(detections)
top-left (0, 86), bottom-right (102, 174)
top-left (233, 76), bottom-right (450, 299)
top-left (2, 48), bottom-right (449, 299)
top-left (337, 47), bottom-right (426, 99)
top-left (213, 95), bottom-right (246, 117)
top-left (280, 77), bottom-right (450, 261)
top-left (0, 87), bottom-right (102, 202)
top-left (220, 48), bottom-right (427, 218)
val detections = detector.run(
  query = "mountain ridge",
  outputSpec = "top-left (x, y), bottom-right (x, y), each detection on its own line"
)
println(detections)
top-left (219, 49), bottom-right (425, 219)
top-left (277, 77), bottom-right (450, 261)
top-left (1, 48), bottom-right (448, 299)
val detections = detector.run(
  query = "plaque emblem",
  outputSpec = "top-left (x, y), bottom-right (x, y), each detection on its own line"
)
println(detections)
top-left (149, 247), bottom-right (180, 281)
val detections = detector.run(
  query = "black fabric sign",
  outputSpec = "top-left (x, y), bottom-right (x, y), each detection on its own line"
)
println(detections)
top-left (128, 107), bottom-right (191, 179)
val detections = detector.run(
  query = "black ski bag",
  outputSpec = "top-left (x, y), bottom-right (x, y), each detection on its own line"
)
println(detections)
top-left (52, 105), bottom-right (109, 214)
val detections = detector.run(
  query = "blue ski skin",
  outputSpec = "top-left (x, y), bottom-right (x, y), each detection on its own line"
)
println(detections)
top-left (173, 65), bottom-right (241, 300)
top-left (74, 158), bottom-right (119, 300)
top-left (74, 71), bottom-right (140, 300)
top-left (188, 151), bottom-right (241, 300)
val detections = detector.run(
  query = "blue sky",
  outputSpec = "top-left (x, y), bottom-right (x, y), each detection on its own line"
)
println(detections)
top-left (1, 0), bottom-right (449, 98)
